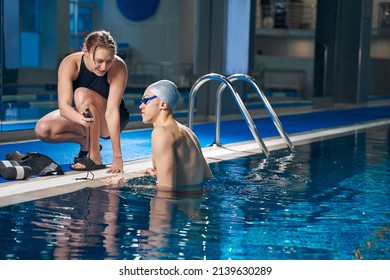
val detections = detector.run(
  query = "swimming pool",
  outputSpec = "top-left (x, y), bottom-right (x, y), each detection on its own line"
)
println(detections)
top-left (0, 125), bottom-right (389, 260)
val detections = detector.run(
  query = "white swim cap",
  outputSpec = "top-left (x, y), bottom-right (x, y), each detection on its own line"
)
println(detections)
top-left (146, 80), bottom-right (179, 110)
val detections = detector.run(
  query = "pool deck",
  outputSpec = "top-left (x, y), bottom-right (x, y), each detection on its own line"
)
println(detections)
top-left (1, 101), bottom-right (390, 207)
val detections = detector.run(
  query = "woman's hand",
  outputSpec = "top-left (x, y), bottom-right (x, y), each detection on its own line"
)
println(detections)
top-left (80, 110), bottom-right (94, 127)
top-left (107, 156), bottom-right (124, 174)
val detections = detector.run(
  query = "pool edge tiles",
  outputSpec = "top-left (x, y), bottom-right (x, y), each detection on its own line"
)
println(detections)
top-left (1, 118), bottom-right (389, 207)
top-left (0, 157), bottom-right (152, 207)
top-left (203, 118), bottom-right (390, 161)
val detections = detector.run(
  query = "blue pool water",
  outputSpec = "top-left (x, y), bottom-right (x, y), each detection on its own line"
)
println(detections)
top-left (0, 125), bottom-right (389, 260)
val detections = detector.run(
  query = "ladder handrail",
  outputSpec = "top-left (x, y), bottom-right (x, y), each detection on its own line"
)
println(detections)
top-left (223, 73), bottom-right (294, 152)
top-left (188, 73), bottom-right (270, 157)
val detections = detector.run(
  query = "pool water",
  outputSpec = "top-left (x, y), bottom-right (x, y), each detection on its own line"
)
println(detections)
top-left (0, 126), bottom-right (389, 260)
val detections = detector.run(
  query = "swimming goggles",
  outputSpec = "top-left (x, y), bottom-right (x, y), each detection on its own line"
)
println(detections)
top-left (140, 95), bottom-right (158, 105)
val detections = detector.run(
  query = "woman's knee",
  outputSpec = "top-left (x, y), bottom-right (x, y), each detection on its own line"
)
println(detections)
top-left (35, 120), bottom-right (51, 140)
top-left (74, 87), bottom-right (94, 110)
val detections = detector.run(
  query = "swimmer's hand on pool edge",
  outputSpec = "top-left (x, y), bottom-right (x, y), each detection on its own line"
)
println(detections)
top-left (144, 167), bottom-right (157, 177)
top-left (104, 176), bottom-right (125, 187)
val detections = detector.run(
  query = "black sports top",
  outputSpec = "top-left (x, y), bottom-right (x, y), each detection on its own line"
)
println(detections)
top-left (73, 55), bottom-right (126, 109)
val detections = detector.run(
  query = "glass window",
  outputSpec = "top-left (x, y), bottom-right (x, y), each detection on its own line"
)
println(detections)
top-left (70, 1), bottom-right (95, 51)
top-left (20, 0), bottom-right (39, 32)
top-left (20, 0), bottom-right (40, 67)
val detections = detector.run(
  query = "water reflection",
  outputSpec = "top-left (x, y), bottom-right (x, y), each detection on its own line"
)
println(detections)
top-left (137, 188), bottom-right (205, 259)
top-left (21, 178), bottom-right (209, 260)
top-left (31, 187), bottom-right (121, 259)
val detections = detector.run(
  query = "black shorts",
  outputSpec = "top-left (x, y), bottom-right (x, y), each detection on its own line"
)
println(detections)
top-left (101, 106), bottom-right (129, 139)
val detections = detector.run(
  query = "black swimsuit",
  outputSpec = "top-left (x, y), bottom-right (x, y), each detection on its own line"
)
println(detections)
top-left (73, 55), bottom-right (129, 132)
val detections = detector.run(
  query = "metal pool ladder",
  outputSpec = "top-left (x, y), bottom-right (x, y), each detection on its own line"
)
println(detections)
top-left (187, 73), bottom-right (294, 157)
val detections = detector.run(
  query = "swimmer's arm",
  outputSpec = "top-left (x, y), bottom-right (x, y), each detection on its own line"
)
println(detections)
top-left (57, 53), bottom-right (82, 123)
top-left (106, 56), bottom-right (127, 117)
top-left (152, 127), bottom-right (176, 190)
top-left (105, 57), bottom-right (128, 173)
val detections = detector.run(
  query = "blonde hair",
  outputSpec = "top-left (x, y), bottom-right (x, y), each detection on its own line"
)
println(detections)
top-left (83, 30), bottom-right (117, 59)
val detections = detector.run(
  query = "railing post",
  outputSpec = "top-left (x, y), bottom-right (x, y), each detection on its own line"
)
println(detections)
top-left (188, 73), bottom-right (270, 157)
top-left (226, 74), bottom-right (294, 152)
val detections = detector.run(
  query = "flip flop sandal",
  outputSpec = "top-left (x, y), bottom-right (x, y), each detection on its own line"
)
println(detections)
top-left (70, 156), bottom-right (106, 171)
top-left (74, 144), bottom-right (102, 163)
